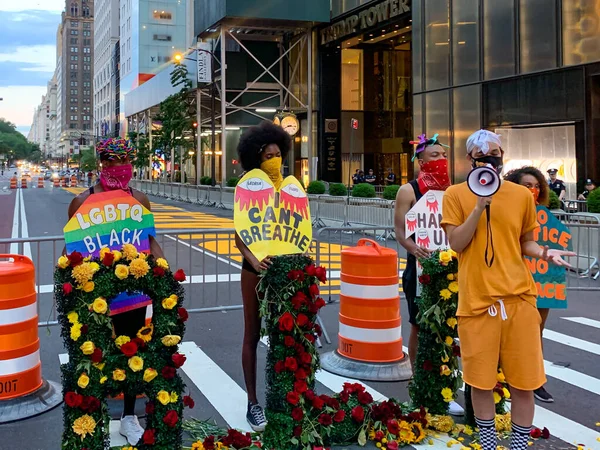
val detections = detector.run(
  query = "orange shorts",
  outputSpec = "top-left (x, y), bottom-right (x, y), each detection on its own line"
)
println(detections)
top-left (458, 296), bottom-right (546, 391)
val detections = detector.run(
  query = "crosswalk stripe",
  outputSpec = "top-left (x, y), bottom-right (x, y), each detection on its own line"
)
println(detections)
top-left (179, 341), bottom-right (252, 433)
top-left (544, 329), bottom-right (600, 356)
top-left (544, 360), bottom-right (600, 396)
top-left (561, 316), bottom-right (600, 330)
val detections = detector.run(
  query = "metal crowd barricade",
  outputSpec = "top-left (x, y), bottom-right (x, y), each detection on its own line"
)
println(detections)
top-left (558, 213), bottom-right (600, 289)
top-left (564, 199), bottom-right (588, 213)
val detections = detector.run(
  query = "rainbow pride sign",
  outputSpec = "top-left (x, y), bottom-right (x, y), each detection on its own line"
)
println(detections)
top-left (64, 190), bottom-right (156, 257)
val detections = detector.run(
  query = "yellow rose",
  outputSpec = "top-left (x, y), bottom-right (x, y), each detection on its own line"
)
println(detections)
top-left (92, 297), bottom-right (108, 314)
top-left (115, 264), bottom-right (129, 280)
top-left (128, 356), bottom-right (144, 372)
top-left (143, 368), bottom-right (158, 383)
top-left (129, 258), bottom-right (150, 279)
top-left (441, 387), bottom-right (454, 402)
top-left (445, 336), bottom-right (454, 346)
top-left (156, 258), bottom-right (169, 270)
top-left (161, 335), bottom-right (181, 347)
top-left (440, 289), bottom-right (453, 301)
top-left (80, 341), bottom-right (96, 355)
top-left (449, 249), bottom-right (458, 258)
top-left (99, 376), bottom-right (108, 384)
top-left (78, 372), bottom-right (90, 389)
top-left (439, 251), bottom-right (453, 265)
top-left (440, 365), bottom-right (451, 376)
top-left (446, 317), bottom-right (458, 329)
top-left (82, 281), bottom-right (95, 293)
top-left (115, 335), bottom-right (131, 347)
top-left (122, 243), bottom-right (138, 261)
top-left (497, 370), bottom-right (506, 383)
top-left (99, 247), bottom-right (110, 259)
top-left (448, 282), bottom-right (459, 293)
top-left (157, 390), bottom-right (171, 405)
top-left (113, 369), bottom-right (126, 381)
top-left (113, 250), bottom-right (122, 262)
top-left (493, 392), bottom-right (502, 404)
top-left (502, 387), bottom-right (511, 399)
top-left (70, 323), bottom-right (82, 341)
top-left (57, 255), bottom-right (70, 269)
top-left (89, 262), bottom-right (100, 273)
top-left (93, 362), bottom-right (105, 371)
top-left (447, 273), bottom-right (454, 281)
top-left (441, 354), bottom-right (450, 363)
top-left (67, 311), bottom-right (79, 324)
top-left (162, 296), bottom-right (177, 310)
top-left (170, 391), bottom-right (178, 403)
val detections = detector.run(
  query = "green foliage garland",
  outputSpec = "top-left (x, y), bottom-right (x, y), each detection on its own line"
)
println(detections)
top-left (55, 247), bottom-right (192, 449)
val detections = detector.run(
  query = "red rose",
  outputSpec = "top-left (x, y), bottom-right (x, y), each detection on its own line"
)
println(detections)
top-left (278, 312), bottom-right (295, 332)
top-left (162, 366), bottom-right (176, 379)
top-left (120, 341), bottom-right (138, 357)
top-left (333, 410), bottom-right (346, 423)
top-left (316, 266), bottom-right (327, 283)
top-left (178, 307), bottom-right (189, 322)
top-left (80, 324), bottom-right (88, 335)
top-left (286, 391), bottom-right (300, 405)
top-left (293, 425), bottom-right (302, 437)
top-left (163, 410), bottom-right (179, 428)
top-left (351, 406), bottom-right (365, 423)
top-left (541, 427), bottom-right (550, 439)
top-left (183, 395), bottom-right (195, 409)
top-left (284, 357), bottom-right (298, 372)
top-left (174, 269), bottom-right (186, 282)
top-left (143, 429), bottom-right (156, 445)
top-left (318, 413), bottom-right (333, 426)
top-left (387, 441), bottom-right (399, 450)
top-left (296, 314), bottom-right (309, 327)
top-left (291, 292), bottom-right (308, 310)
top-left (274, 361), bottom-right (285, 373)
top-left (314, 297), bottom-right (326, 310)
top-left (90, 348), bottom-right (103, 363)
top-left (65, 392), bottom-right (83, 408)
top-left (309, 284), bottom-right (320, 297)
top-left (288, 270), bottom-right (305, 282)
top-left (314, 324), bottom-right (322, 336)
top-left (452, 344), bottom-right (461, 357)
top-left (294, 380), bottom-right (308, 393)
top-left (172, 353), bottom-right (186, 368)
top-left (304, 390), bottom-right (316, 401)
top-left (339, 390), bottom-right (350, 403)
top-left (418, 274), bottom-right (431, 285)
top-left (423, 360), bottom-right (433, 371)
top-left (291, 407), bottom-right (304, 421)
top-left (62, 282), bottom-right (73, 295)
top-left (305, 264), bottom-right (317, 276)
top-left (102, 252), bottom-right (115, 266)
top-left (301, 352), bottom-right (312, 365)
top-left (387, 419), bottom-right (400, 435)
top-left (326, 397), bottom-right (340, 410)
top-left (132, 337), bottom-right (146, 349)
top-left (284, 336), bottom-right (295, 347)
top-left (153, 266), bottom-right (165, 277)
top-left (146, 401), bottom-right (155, 415)
top-left (81, 396), bottom-right (100, 413)
top-left (295, 369), bottom-right (308, 380)
top-left (203, 436), bottom-right (216, 450)
top-left (312, 397), bottom-right (325, 410)
top-left (304, 334), bottom-right (315, 344)
top-left (67, 251), bottom-right (84, 267)
top-left (530, 428), bottom-right (542, 439)
top-left (375, 430), bottom-right (385, 441)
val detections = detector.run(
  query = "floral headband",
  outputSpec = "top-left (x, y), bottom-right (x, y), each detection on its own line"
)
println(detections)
top-left (96, 138), bottom-right (136, 161)
top-left (410, 133), bottom-right (449, 161)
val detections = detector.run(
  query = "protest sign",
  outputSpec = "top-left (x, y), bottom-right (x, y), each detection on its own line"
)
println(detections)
top-left (234, 169), bottom-right (312, 262)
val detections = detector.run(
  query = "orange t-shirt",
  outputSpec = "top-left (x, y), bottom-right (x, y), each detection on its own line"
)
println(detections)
top-left (441, 181), bottom-right (539, 317)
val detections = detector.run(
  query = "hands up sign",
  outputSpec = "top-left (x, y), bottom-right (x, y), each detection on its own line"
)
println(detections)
top-left (64, 190), bottom-right (156, 257)
top-left (234, 169), bottom-right (312, 262)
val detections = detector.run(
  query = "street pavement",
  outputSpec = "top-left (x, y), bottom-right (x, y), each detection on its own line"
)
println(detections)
top-left (0, 179), bottom-right (599, 450)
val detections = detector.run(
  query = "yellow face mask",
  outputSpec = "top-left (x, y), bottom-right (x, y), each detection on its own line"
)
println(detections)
top-left (260, 156), bottom-right (283, 189)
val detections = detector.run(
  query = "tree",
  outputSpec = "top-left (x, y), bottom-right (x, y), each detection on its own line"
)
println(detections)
top-left (0, 118), bottom-right (40, 163)
top-left (79, 149), bottom-right (97, 171)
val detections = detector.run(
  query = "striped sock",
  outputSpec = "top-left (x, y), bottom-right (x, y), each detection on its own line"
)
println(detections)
top-left (476, 417), bottom-right (497, 450)
top-left (511, 422), bottom-right (532, 450)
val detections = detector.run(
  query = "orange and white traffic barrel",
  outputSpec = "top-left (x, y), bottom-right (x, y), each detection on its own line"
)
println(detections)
top-left (321, 239), bottom-right (411, 381)
top-left (53, 177), bottom-right (60, 188)
top-left (61, 177), bottom-right (67, 187)
top-left (70, 175), bottom-right (77, 188)
top-left (20, 178), bottom-right (27, 189)
top-left (37, 177), bottom-right (44, 188)
top-left (10, 177), bottom-right (17, 189)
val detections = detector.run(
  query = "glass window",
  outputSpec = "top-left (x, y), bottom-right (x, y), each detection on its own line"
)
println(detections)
top-left (453, 85), bottom-right (480, 181)
top-left (412, 0), bottom-right (422, 93)
top-left (152, 10), bottom-right (172, 21)
top-left (425, 90), bottom-right (450, 148)
top-left (563, 0), bottom-right (600, 66)
top-left (424, 0), bottom-right (450, 90)
top-left (341, 49), bottom-right (364, 111)
top-left (483, 0), bottom-right (515, 80)
top-left (520, 0), bottom-right (557, 73)
top-left (331, 0), bottom-right (372, 18)
top-left (453, 0), bottom-right (479, 84)
top-left (413, 93), bottom-right (423, 138)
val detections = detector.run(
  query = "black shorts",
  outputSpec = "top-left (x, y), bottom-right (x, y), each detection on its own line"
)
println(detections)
top-left (402, 255), bottom-right (419, 326)
top-left (112, 307), bottom-right (147, 338)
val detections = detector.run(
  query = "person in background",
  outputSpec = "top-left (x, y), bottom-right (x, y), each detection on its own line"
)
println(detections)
top-left (503, 166), bottom-right (554, 404)
top-left (352, 169), bottom-right (361, 185)
top-left (365, 168), bottom-right (376, 185)
top-left (578, 179), bottom-right (597, 200)
top-left (87, 171), bottom-right (93, 187)
top-left (547, 168), bottom-right (566, 202)
top-left (386, 168), bottom-right (397, 185)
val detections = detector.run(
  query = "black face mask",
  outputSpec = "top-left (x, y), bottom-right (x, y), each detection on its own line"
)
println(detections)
top-left (471, 155), bottom-right (504, 174)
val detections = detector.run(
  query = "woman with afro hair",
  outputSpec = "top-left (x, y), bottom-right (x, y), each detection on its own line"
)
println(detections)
top-left (503, 165), bottom-right (554, 404)
top-left (234, 121), bottom-right (292, 431)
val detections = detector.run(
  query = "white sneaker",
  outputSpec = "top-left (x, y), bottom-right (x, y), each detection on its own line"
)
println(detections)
top-left (448, 401), bottom-right (465, 416)
top-left (119, 415), bottom-right (144, 445)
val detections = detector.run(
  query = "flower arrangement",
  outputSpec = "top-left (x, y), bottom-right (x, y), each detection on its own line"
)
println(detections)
top-left (409, 250), bottom-right (462, 415)
top-left (55, 246), bottom-right (191, 449)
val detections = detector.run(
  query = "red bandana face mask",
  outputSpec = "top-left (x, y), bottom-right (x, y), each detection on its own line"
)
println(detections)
top-left (100, 164), bottom-right (133, 191)
top-left (528, 187), bottom-right (540, 205)
top-left (417, 159), bottom-right (451, 194)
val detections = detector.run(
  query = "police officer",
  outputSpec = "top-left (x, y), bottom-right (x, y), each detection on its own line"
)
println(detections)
top-left (578, 179), bottom-right (597, 200)
top-left (547, 168), bottom-right (566, 202)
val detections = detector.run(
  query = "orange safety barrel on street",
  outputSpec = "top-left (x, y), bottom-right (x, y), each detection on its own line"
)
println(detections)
top-left (338, 239), bottom-right (404, 363)
top-left (61, 177), bottom-right (68, 187)
top-left (20, 178), bottom-right (27, 189)
top-left (0, 255), bottom-right (42, 400)
top-left (10, 177), bottom-right (17, 189)
top-left (70, 175), bottom-right (77, 188)
top-left (53, 177), bottom-right (60, 188)
top-left (37, 177), bottom-right (44, 188)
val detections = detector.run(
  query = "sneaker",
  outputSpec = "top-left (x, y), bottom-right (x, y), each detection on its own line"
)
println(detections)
top-left (247, 402), bottom-right (267, 432)
top-left (119, 415), bottom-right (144, 445)
top-left (448, 401), bottom-right (465, 416)
top-left (534, 386), bottom-right (554, 403)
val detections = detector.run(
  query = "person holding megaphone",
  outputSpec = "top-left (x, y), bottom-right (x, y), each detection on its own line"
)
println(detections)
top-left (441, 130), bottom-right (575, 450)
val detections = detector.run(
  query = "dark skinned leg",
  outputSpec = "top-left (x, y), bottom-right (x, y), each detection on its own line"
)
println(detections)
top-left (241, 268), bottom-right (261, 404)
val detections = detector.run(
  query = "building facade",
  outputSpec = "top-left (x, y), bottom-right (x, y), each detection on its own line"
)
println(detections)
top-left (94, 0), bottom-right (120, 138)
top-left (412, 0), bottom-right (600, 196)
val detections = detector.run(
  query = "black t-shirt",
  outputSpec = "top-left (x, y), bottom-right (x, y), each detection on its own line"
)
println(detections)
top-left (386, 173), bottom-right (396, 184)
top-left (549, 179), bottom-right (566, 197)
top-left (365, 174), bottom-right (376, 184)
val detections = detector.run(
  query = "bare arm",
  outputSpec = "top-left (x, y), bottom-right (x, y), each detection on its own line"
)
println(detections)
top-left (393, 185), bottom-right (429, 259)
top-left (234, 233), bottom-right (271, 272)
top-left (63, 194), bottom-right (88, 256)
top-left (444, 197), bottom-right (490, 253)
top-left (135, 191), bottom-right (165, 259)
top-left (520, 230), bottom-right (575, 266)
top-left (559, 188), bottom-right (566, 201)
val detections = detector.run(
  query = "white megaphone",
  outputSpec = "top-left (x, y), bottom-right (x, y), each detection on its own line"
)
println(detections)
top-left (467, 165), bottom-right (501, 197)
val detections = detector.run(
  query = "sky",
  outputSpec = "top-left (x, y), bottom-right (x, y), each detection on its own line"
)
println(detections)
top-left (0, 1), bottom-right (65, 136)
